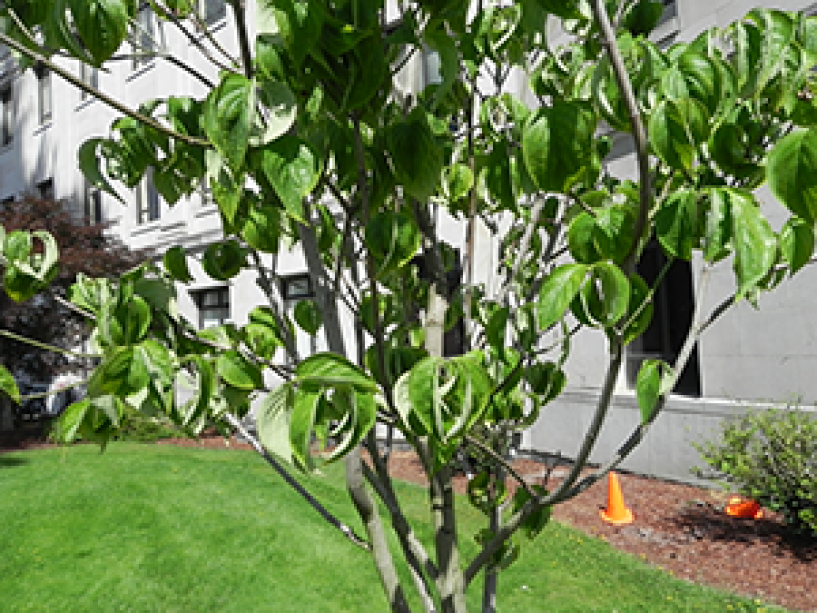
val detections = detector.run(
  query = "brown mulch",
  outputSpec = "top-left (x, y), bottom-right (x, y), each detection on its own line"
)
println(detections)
top-left (3, 431), bottom-right (815, 611)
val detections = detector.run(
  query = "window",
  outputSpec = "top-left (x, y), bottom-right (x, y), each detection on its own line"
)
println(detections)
top-left (0, 83), bottom-right (12, 146)
top-left (79, 61), bottom-right (98, 99)
top-left (132, 3), bottom-right (157, 69)
top-left (192, 287), bottom-right (230, 328)
top-left (36, 178), bottom-right (54, 200)
top-left (84, 182), bottom-right (103, 224)
top-left (199, 0), bottom-right (227, 25)
top-left (281, 274), bottom-right (313, 301)
top-left (136, 168), bottom-right (160, 223)
top-left (35, 63), bottom-right (51, 124)
top-left (626, 241), bottom-right (701, 397)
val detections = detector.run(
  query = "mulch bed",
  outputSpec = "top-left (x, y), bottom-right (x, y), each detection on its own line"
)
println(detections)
top-left (3, 430), bottom-right (814, 611)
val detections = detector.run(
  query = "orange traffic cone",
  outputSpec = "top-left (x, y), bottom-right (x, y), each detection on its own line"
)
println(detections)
top-left (725, 496), bottom-right (763, 519)
top-left (600, 472), bottom-right (634, 525)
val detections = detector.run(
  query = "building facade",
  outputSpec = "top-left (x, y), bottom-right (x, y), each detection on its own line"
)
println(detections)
top-left (0, 0), bottom-right (816, 481)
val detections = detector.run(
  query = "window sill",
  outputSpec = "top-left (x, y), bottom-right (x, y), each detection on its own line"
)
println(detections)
top-left (131, 220), bottom-right (161, 236)
top-left (195, 203), bottom-right (219, 218)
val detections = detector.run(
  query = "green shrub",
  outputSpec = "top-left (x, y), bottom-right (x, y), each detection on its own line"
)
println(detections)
top-left (114, 410), bottom-right (188, 443)
top-left (693, 406), bottom-right (817, 535)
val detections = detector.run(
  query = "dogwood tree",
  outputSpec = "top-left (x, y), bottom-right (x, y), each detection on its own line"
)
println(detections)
top-left (1, 1), bottom-right (817, 611)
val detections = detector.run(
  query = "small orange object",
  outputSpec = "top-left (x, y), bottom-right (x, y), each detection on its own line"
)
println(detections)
top-left (725, 496), bottom-right (763, 519)
top-left (600, 472), bottom-right (634, 525)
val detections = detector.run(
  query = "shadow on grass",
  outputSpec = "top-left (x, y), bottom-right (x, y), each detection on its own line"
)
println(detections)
top-left (0, 455), bottom-right (29, 468)
top-left (671, 505), bottom-right (817, 563)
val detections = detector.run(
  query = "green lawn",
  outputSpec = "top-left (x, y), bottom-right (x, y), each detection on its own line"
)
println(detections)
top-left (0, 444), bottom-right (784, 612)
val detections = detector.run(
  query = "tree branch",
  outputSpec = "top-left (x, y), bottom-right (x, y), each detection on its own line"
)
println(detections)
top-left (0, 32), bottom-right (209, 148)
top-left (223, 412), bottom-right (371, 550)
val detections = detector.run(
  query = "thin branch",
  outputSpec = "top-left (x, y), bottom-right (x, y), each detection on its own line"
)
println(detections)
top-left (493, 197), bottom-right (546, 307)
top-left (0, 328), bottom-right (101, 360)
top-left (589, 0), bottom-right (651, 274)
top-left (0, 32), bottom-right (210, 148)
top-left (463, 434), bottom-right (535, 499)
top-left (228, 0), bottom-right (254, 79)
top-left (223, 412), bottom-right (371, 550)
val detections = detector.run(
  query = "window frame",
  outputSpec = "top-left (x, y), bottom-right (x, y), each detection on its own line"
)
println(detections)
top-left (132, 3), bottom-right (158, 70)
top-left (199, 0), bottom-right (227, 26)
top-left (34, 62), bottom-right (52, 124)
top-left (136, 168), bottom-right (161, 224)
top-left (0, 81), bottom-right (12, 147)
top-left (281, 273), bottom-right (314, 301)
top-left (192, 286), bottom-right (230, 329)
top-left (79, 61), bottom-right (98, 100)
top-left (84, 181), bottom-right (103, 224)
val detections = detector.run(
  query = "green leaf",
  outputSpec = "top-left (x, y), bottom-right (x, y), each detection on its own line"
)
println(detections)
top-left (323, 389), bottom-right (377, 463)
top-left (648, 98), bottom-right (708, 172)
top-left (258, 135), bottom-right (323, 223)
top-left (295, 353), bottom-right (378, 393)
top-left (779, 217), bottom-right (815, 276)
top-left (635, 359), bottom-right (669, 424)
top-left (511, 485), bottom-right (551, 539)
top-left (78, 139), bottom-right (124, 203)
top-left (51, 399), bottom-right (91, 443)
top-left (162, 246), bottom-right (193, 283)
top-left (250, 78), bottom-right (297, 146)
top-left (99, 295), bottom-right (152, 346)
top-left (621, 274), bottom-right (654, 345)
top-left (522, 101), bottom-right (595, 193)
top-left (216, 350), bottom-right (264, 391)
top-left (567, 213), bottom-right (602, 264)
top-left (364, 210), bottom-right (422, 275)
top-left (256, 383), bottom-right (295, 464)
top-left (536, 264), bottom-right (588, 330)
top-left (241, 202), bottom-right (282, 253)
top-left (202, 240), bottom-right (246, 281)
top-left (88, 347), bottom-right (150, 400)
top-left (767, 128), bottom-right (817, 223)
top-left (0, 364), bottom-right (20, 404)
top-left (581, 262), bottom-right (631, 327)
top-left (71, 0), bottom-right (130, 65)
top-left (3, 230), bottom-right (31, 263)
top-left (289, 387), bottom-right (322, 471)
top-left (203, 73), bottom-right (255, 171)
top-left (524, 362), bottom-right (566, 404)
top-left (656, 190), bottom-right (699, 260)
top-left (727, 189), bottom-right (778, 298)
top-left (702, 188), bottom-right (732, 263)
top-left (387, 108), bottom-right (444, 203)
top-left (294, 299), bottom-right (322, 335)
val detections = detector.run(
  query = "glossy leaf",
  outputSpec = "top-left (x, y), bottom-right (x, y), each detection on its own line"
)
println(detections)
top-left (203, 73), bottom-right (255, 171)
top-left (162, 246), bottom-right (193, 283)
top-left (289, 387), bottom-right (322, 471)
top-left (387, 108), bottom-right (444, 203)
top-left (72, 0), bottom-right (130, 65)
top-left (0, 364), bottom-right (20, 404)
top-left (202, 240), bottom-right (246, 281)
top-left (656, 190), bottom-right (699, 260)
top-left (216, 350), bottom-right (264, 391)
top-left (294, 299), bottom-right (322, 335)
top-left (522, 101), bottom-right (595, 193)
top-left (779, 217), bottom-right (815, 276)
top-left (364, 210), bottom-right (422, 275)
top-left (728, 189), bottom-right (778, 299)
top-left (257, 383), bottom-right (295, 464)
top-left (536, 264), bottom-right (588, 330)
top-left (767, 128), bottom-right (817, 223)
top-left (295, 353), bottom-right (378, 393)
top-left (258, 135), bottom-right (323, 223)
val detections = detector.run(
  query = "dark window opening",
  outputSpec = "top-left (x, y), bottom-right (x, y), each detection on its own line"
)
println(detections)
top-left (1, 84), bottom-right (13, 146)
top-left (136, 169), bottom-right (160, 223)
top-left (84, 182), bottom-right (103, 224)
top-left (281, 273), bottom-right (314, 300)
top-left (200, 0), bottom-right (227, 25)
top-left (192, 287), bottom-right (230, 328)
top-left (36, 178), bottom-right (54, 201)
top-left (627, 241), bottom-right (701, 397)
top-left (35, 63), bottom-right (51, 124)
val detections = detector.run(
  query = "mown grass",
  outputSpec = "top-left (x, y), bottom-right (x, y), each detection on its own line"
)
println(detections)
top-left (0, 444), bottom-right (785, 612)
